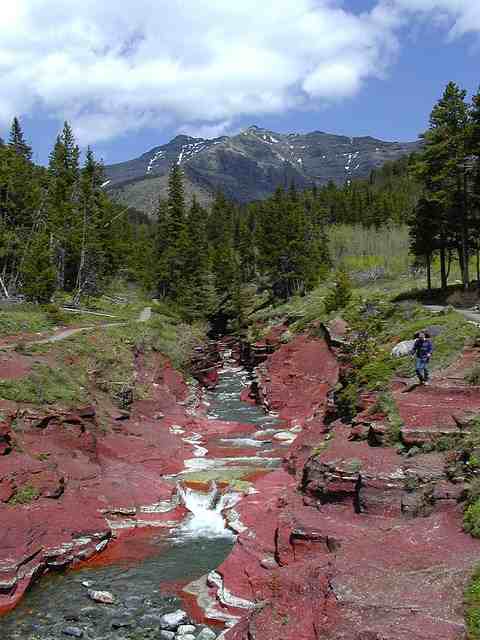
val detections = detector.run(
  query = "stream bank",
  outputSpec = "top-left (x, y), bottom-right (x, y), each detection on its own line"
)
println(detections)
top-left (0, 338), bottom-right (300, 638)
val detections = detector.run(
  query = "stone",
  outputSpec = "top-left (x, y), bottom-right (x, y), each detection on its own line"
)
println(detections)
top-left (177, 635), bottom-right (195, 640)
top-left (177, 624), bottom-right (196, 634)
top-left (87, 590), bottom-right (115, 605)
top-left (159, 609), bottom-right (189, 630)
top-left (139, 613), bottom-right (165, 627)
top-left (63, 627), bottom-right (83, 638)
top-left (79, 606), bottom-right (103, 620)
top-left (260, 556), bottom-right (277, 570)
top-left (111, 614), bottom-right (134, 629)
top-left (124, 595), bottom-right (144, 608)
top-left (196, 629), bottom-right (217, 640)
top-left (159, 632), bottom-right (176, 640)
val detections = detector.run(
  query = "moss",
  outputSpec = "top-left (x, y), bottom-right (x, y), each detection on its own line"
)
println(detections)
top-left (371, 392), bottom-right (403, 444)
top-left (357, 356), bottom-right (395, 390)
top-left (0, 364), bottom-right (87, 405)
top-left (336, 383), bottom-right (360, 423)
top-left (466, 366), bottom-right (480, 387)
top-left (9, 484), bottom-right (39, 505)
top-left (466, 567), bottom-right (480, 639)
top-left (465, 501), bottom-right (480, 538)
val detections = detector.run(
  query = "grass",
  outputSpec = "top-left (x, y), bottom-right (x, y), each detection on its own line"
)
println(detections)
top-left (0, 304), bottom-right (54, 337)
top-left (466, 367), bottom-right (480, 386)
top-left (329, 224), bottom-right (411, 279)
top-left (0, 363), bottom-right (88, 405)
top-left (0, 306), bottom-right (208, 411)
top-left (8, 484), bottom-right (39, 505)
top-left (466, 567), bottom-right (480, 639)
top-left (369, 392), bottom-right (403, 444)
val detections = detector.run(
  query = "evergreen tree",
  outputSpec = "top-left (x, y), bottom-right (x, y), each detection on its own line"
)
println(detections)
top-left (20, 230), bottom-right (57, 303)
top-left (8, 117), bottom-right (32, 161)
top-left (414, 82), bottom-right (472, 289)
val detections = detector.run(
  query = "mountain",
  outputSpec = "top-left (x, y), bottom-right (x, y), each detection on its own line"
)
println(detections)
top-left (104, 126), bottom-right (420, 214)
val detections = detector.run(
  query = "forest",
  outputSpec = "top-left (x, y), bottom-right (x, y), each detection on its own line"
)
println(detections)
top-left (1, 80), bottom-right (480, 328)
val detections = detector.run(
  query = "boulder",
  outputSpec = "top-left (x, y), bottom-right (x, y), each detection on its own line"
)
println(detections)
top-left (159, 609), bottom-right (189, 630)
top-left (87, 590), bottom-right (115, 605)
top-left (391, 339), bottom-right (415, 358)
top-left (177, 625), bottom-right (196, 634)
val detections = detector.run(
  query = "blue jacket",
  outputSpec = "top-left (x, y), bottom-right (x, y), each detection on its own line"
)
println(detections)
top-left (412, 338), bottom-right (433, 360)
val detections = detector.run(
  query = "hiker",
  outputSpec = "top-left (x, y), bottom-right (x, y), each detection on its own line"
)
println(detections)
top-left (411, 331), bottom-right (433, 385)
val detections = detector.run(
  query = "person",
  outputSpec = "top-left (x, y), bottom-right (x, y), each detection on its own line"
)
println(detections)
top-left (411, 331), bottom-right (433, 385)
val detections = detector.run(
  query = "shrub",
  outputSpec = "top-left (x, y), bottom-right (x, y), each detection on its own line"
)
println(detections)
top-left (9, 484), bottom-right (39, 505)
top-left (466, 366), bottom-right (480, 387)
top-left (41, 303), bottom-right (68, 325)
top-left (466, 566), bottom-right (480, 639)
top-left (324, 270), bottom-right (353, 314)
top-left (464, 500), bottom-right (480, 538)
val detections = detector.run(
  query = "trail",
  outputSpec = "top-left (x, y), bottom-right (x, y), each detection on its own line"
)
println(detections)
top-left (424, 304), bottom-right (480, 324)
top-left (1, 306), bottom-right (152, 350)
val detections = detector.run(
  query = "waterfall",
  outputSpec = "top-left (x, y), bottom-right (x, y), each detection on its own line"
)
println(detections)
top-left (175, 482), bottom-right (240, 539)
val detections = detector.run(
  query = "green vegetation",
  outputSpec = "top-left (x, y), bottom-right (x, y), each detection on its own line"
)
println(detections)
top-left (324, 270), bottom-right (353, 314)
top-left (8, 310), bottom-right (207, 410)
top-left (465, 502), bottom-right (480, 539)
top-left (0, 305), bottom-right (54, 337)
top-left (369, 392), bottom-right (403, 443)
top-left (410, 82), bottom-right (480, 292)
top-left (0, 363), bottom-right (87, 405)
top-left (466, 567), bottom-right (480, 639)
top-left (466, 366), bottom-right (480, 386)
top-left (8, 484), bottom-right (39, 505)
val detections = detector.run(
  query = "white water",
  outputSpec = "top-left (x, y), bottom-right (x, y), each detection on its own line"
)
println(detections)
top-left (175, 482), bottom-right (241, 539)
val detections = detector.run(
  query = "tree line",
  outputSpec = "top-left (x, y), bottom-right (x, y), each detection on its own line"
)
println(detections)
top-left (409, 82), bottom-right (480, 291)
top-left (148, 168), bottom-right (330, 326)
top-left (0, 118), bottom-right (146, 303)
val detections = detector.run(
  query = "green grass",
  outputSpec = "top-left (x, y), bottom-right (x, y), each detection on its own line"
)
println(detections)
top-left (466, 567), bottom-right (480, 639)
top-left (329, 224), bottom-right (411, 279)
top-left (0, 304), bottom-right (54, 336)
top-left (466, 367), bottom-right (480, 386)
top-left (8, 484), bottom-right (39, 505)
top-left (369, 392), bottom-right (403, 444)
top-left (6, 309), bottom-right (208, 409)
top-left (0, 363), bottom-right (88, 405)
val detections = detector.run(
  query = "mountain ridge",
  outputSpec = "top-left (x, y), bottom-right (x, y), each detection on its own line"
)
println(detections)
top-left (104, 125), bottom-right (421, 213)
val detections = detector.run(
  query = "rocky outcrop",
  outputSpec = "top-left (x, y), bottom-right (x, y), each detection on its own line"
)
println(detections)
top-left (0, 354), bottom-right (205, 614)
top-left (209, 331), bottom-right (480, 640)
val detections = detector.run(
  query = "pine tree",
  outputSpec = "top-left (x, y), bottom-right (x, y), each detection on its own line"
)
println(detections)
top-left (414, 82), bottom-right (472, 289)
top-left (8, 117), bottom-right (32, 161)
top-left (324, 270), bottom-right (352, 313)
top-left (46, 122), bottom-right (81, 290)
top-left (20, 230), bottom-right (57, 303)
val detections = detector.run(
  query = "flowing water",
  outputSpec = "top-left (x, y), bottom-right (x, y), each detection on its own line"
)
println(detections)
top-left (0, 350), bottom-right (287, 639)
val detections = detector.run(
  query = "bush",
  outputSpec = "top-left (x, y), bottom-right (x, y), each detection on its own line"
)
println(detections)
top-left (466, 366), bottom-right (480, 386)
top-left (324, 270), bottom-right (353, 314)
top-left (464, 500), bottom-right (480, 538)
top-left (466, 567), bottom-right (480, 639)
top-left (9, 484), bottom-right (39, 505)
top-left (41, 303), bottom-right (68, 325)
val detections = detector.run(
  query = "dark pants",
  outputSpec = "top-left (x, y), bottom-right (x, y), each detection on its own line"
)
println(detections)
top-left (415, 357), bottom-right (429, 382)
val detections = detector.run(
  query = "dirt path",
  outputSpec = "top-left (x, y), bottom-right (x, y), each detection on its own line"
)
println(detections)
top-left (424, 304), bottom-right (480, 324)
top-left (1, 306), bottom-right (152, 351)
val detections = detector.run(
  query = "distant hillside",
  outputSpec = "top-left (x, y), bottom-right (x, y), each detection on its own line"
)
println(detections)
top-left (104, 126), bottom-right (421, 214)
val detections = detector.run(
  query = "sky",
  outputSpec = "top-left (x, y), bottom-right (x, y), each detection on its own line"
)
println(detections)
top-left (1, 0), bottom-right (479, 166)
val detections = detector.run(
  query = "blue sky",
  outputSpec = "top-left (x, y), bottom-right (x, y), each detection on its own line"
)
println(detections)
top-left (1, 0), bottom-right (479, 166)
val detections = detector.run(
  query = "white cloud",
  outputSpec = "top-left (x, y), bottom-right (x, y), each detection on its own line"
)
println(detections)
top-left (0, 0), bottom-right (400, 144)
top-left (386, 0), bottom-right (480, 38)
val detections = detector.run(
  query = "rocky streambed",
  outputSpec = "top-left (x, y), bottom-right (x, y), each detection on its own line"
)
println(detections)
top-left (3, 326), bottom-right (480, 640)
top-left (0, 342), bottom-right (299, 639)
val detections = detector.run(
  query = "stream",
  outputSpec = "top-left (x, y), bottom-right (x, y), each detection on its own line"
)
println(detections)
top-left (0, 349), bottom-right (289, 640)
